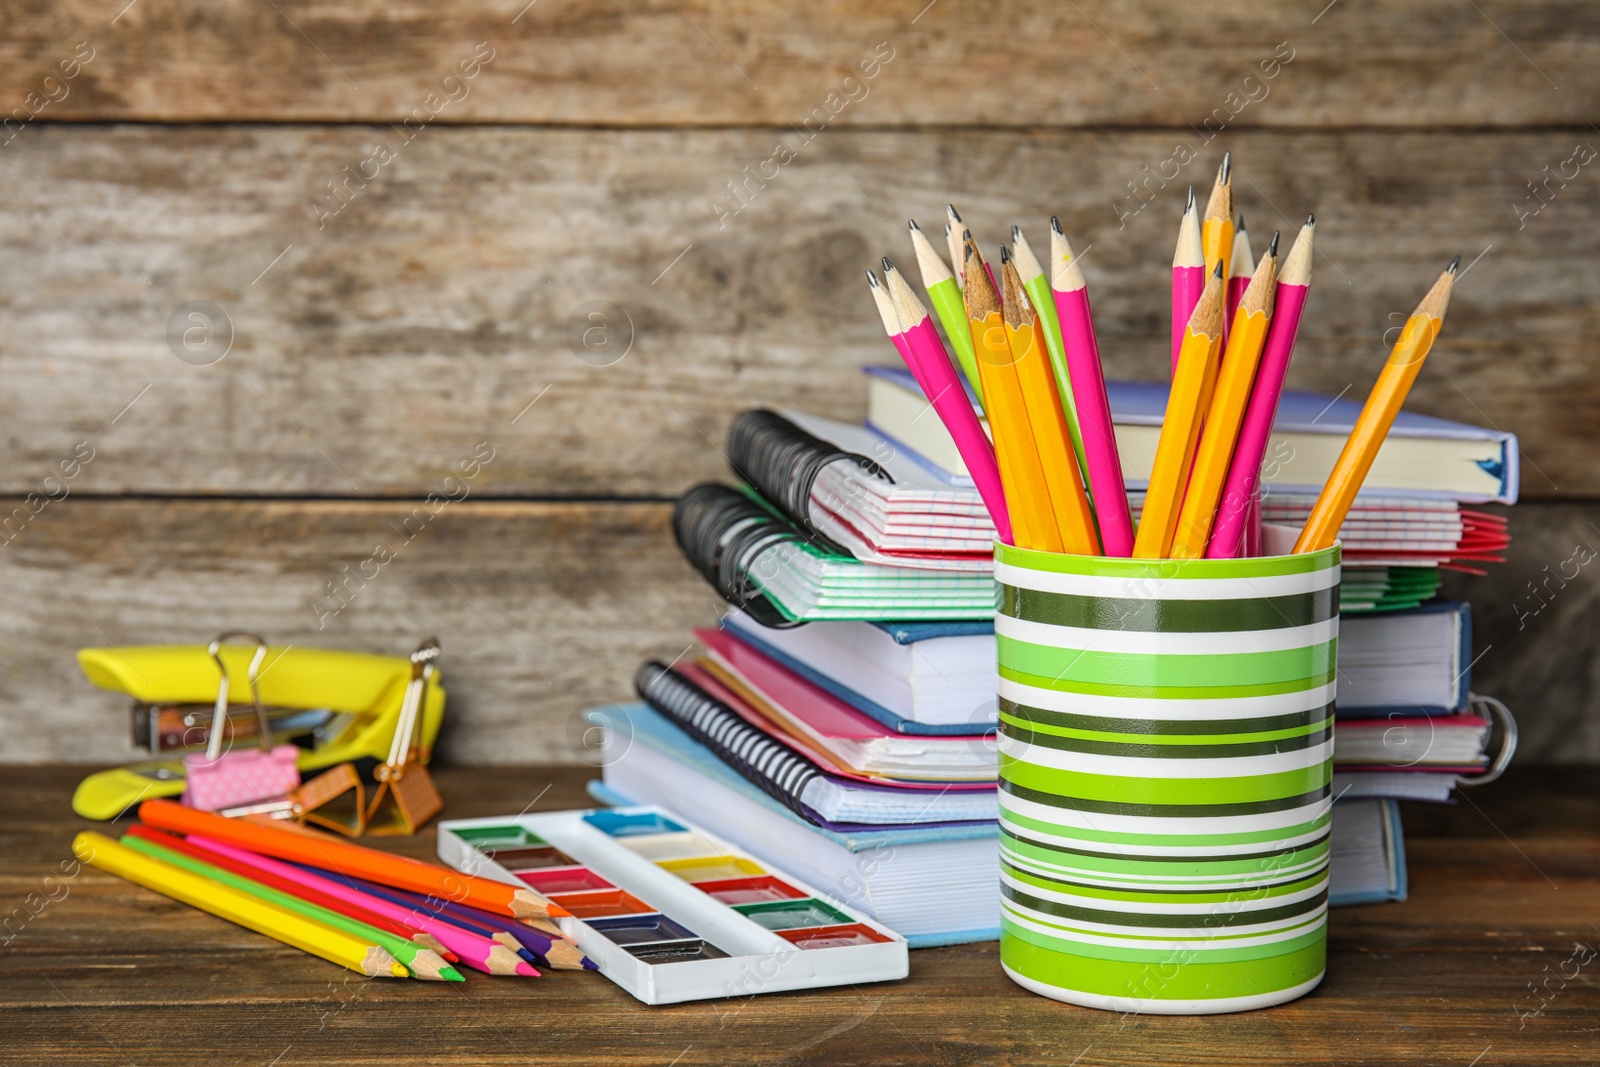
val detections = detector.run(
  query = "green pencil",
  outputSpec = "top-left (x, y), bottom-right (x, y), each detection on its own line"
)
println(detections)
top-left (909, 219), bottom-right (984, 407)
top-left (1012, 223), bottom-right (1089, 484)
top-left (121, 835), bottom-right (462, 981)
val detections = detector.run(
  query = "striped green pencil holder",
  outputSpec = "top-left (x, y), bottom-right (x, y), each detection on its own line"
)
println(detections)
top-left (993, 538), bottom-right (1340, 1014)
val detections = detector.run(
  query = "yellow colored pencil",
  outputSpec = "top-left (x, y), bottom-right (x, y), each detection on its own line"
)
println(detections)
top-left (1294, 257), bottom-right (1460, 554)
top-left (73, 831), bottom-right (407, 978)
top-left (1171, 234), bottom-right (1280, 558)
top-left (1133, 265), bottom-right (1226, 559)
top-left (964, 237), bottom-right (1062, 553)
top-left (1000, 250), bottom-right (1100, 555)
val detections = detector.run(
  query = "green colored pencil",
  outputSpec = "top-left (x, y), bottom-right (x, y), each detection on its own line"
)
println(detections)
top-left (1013, 223), bottom-right (1089, 483)
top-left (121, 835), bottom-right (462, 981)
top-left (908, 219), bottom-right (984, 406)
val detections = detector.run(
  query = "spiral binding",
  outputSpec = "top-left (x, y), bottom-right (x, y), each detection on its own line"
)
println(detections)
top-left (726, 409), bottom-right (891, 555)
top-left (671, 483), bottom-right (808, 628)
top-left (634, 660), bottom-right (821, 821)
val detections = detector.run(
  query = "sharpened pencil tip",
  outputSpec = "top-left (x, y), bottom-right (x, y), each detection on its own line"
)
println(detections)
top-left (1011, 224), bottom-right (1023, 243)
top-left (1447, 255), bottom-right (1461, 274)
top-left (1306, 213), bottom-right (1315, 226)
top-left (1050, 215), bottom-right (1064, 235)
top-left (1220, 151), bottom-right (1231, 183)
top-left (944, 222), bottom-right (952, 237)
top-left (1237, 213), bottom-right (1246, 231)
top-left (1213, 262), bottom-right (1225, 278)
top-left (882, 257), bottom-right (900, 276)
top-left (998, 244), bottom-right (1011, 263)
top-left (907, 218), bottom-right (921, 232)
top-left (947, 204), bottom-right (963, 223)
top-left (1268, 231), bottom-right (1281, 258)
top-left (866, 269), bottom-right (879, 287)
top-left (1186, 185), bottom-right (1196, 211)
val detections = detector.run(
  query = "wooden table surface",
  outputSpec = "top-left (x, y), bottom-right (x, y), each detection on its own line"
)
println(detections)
top-left (4, 764), bottom-right (1597, 1066)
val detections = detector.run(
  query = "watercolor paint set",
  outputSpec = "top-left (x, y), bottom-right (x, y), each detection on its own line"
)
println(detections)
top-left (436, 807), bottom-right (908, 1003)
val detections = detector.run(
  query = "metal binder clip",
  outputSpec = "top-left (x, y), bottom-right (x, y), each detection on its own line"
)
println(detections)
top-left (1457, 693), bottom-right (1519, 788)
top-left (182, 632), bottom-right (302, 812)
top-left (364, 638), bottom-right (444, 835)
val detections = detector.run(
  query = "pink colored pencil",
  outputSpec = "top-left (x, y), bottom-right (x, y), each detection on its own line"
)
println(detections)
top-left (190, 836), bottom-right (538, 976)
top-left (1050, 219), bottom-right (1133, 556)
top-left (1226, 216), bottom-right (1254, 323)
top-left (1243, 491), bottom-right (1264, 557)
top-left (876, 262), bottom-right (1014, 545)
top-left (1171, 187), bottom-right (1205, 373)
top-left (1207, 215), bottom-right (1315, 559)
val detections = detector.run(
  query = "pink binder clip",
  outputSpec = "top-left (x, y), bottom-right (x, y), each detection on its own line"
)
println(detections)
top-left (183, 632), bottom-right (301, 812)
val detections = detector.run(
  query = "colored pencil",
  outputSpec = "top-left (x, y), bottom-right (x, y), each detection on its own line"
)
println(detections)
top-left (1171, 234), bottom-right (1280, 558)
top-left (867, 270), bottom-right (912, 362)
top-left (332, 876), bottom-right (589, 971)
top-left (1294, 257), bottom-right (1459, 554)
top-left (945, 207), bottom-right (966, 291)
top-left (1225, 216), bottom-right (1254, 323)
top-left (1000, 250), bottom-right (1100, 555)
top-left (880, 260), bottom-right (1014, 544)
top-left (1050, 218), bottom-right (1134, 557)
top-left (1012, 224), bottom-right (1089, 482)
top-left (139, 798), bottom-right (567, 920)
top-left (1209, 215), bottom-right (1316, 559)
top-left (316, 872), bottom-right (541, 965)
top-left (963, 235), bottom-right (1059, 552)
top-left (1172, 186), bottom-right (1205, 372)
top-left (951, 207), bottom-right (999, 296)
top-left (909, 219), bottom-right (983, 403)
top-left (1201, 155), bottom-right (1234, 341)
top-left (121, 834), bottom-right (460, 981)
top-left (1132, 264), bottom-right (1226, 558)
top-left (189, 836), bottom-right (537, 976)
top-left (123, 825), bottom-right (462, 964)
top-left (73, 831), bottom-right (407, 978)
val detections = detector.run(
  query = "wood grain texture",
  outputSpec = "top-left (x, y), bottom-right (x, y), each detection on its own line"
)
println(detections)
top-left (0, 498), bottom-right (722, 765)
top-left (1, 125), bottom-right (1594, 498)
top-left (2, 763), bottom-right (1597, 1065)
top-left (0, 1), bottom-right (1593, 127)
top-left (2, 496), bottom-right (1595, 765)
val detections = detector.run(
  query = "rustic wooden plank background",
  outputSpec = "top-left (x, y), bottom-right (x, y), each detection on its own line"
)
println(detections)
top-left (1, 1), bottom-right (1597, 764)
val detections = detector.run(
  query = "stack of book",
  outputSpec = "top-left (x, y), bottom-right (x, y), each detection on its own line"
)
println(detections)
top-left (591, 373), bottom-right (1517, 937)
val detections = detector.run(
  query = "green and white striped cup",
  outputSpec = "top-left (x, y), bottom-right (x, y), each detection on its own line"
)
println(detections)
top-left (994, 536), bottom-right (1340, 1014)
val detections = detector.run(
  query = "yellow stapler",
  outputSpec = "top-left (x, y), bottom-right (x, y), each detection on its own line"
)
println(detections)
top-left (72, 642), bottom-right (445, 820)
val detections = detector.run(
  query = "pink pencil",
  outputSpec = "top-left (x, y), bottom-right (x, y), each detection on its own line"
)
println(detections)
top-left (876, 262), bottom-right (1014, 545)
top-left (1207, 215), bottom-right (1315, 559)
top-left (1226, 216), bottom-right (1254, 323)
top-left (190, 836), bottom-right (538, 976)
top-left (1049, 219), bottom-right (1133, 556)
top-left (1171, 187), bottom-right (1205, 373)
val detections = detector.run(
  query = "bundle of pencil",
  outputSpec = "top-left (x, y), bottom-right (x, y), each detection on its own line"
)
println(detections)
top-left (871, 155), bottom-right (1460, 560)
top-left (73, 799), bottom-right (593, 981)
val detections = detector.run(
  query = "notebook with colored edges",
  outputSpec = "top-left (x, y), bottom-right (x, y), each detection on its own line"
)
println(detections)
top-left (635, 662), bottom-right (997, 826)
top-left (1333, 713), bottom-right (1491, 771)
top-left (436, 807), bottom-right (908, 1004)
top-left (693, 627), bottom-right (996, 781)
top-left (865, 363), bottom-right (1520, 504)
top-left (720, 610), bottom-right (998, 735)
top-left (587, 703), bottom-right (1002, 946)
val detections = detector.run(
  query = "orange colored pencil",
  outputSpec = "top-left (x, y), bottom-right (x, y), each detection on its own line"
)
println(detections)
top-left (1171, 234), bottom-right (1280, 558)
top-left (964, 237), bottom-right (1061, 552)
top-left (1132, 265), bottom-right (1226, 558)
top-left (1201, 155), bottom-right (1234, 344)
top-left (1294, 257), bottom-right (1460, 553)
top-left (1000, 250), bottom-right (1100, 555)
top-left (138, 799), bottom-right (568, 921)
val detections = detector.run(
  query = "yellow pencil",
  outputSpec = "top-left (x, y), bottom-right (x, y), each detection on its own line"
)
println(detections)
top-left (964, 237), bottom-right (1061, 553)
top-left (1294, 257), bottom-right (1460, 553)
top-left (1201, 153), bottom-right (1235, 286)
top-left (1000, 250), bottom-right (1100, 555)
top-left (1133, 264), bottom-right (1226, 559)
top-left (1171, 233), bottom-right (1280, 558)
top-left (73, 832), bottom-right (408, 978)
